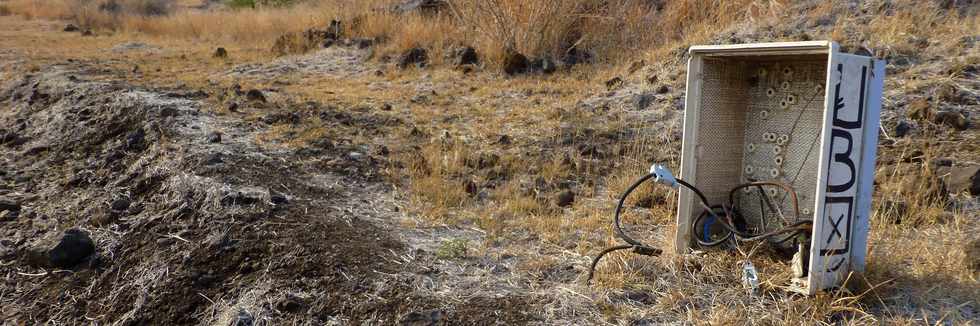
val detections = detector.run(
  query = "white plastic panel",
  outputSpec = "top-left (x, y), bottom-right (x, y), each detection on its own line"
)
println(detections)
top-left (805, 53), bottom-right (879, 293)
top-left (676, 41), bottom-right (884, 295)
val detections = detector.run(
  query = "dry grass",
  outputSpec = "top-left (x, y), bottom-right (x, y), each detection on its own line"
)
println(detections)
top-left (1, 0), bottom-right (977, 323)
top-left (7, 0), bottom-right (972, 70)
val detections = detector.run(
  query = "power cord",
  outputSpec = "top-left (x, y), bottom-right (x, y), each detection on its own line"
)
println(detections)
top-left (585, 164), bottom-right (813, 284)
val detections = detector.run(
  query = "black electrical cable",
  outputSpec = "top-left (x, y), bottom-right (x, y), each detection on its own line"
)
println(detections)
top-left (613, 173), bottom-right (655, 247)
top-left (727, 181), bottom-right (801, 222)
top-left (587, 173), bottom-right (663, 284)
top-left (586, 173), bottom-right (814, 284)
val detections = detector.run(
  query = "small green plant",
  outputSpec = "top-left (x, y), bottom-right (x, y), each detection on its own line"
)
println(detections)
top-left (435, 238), bottom-right (469, 259)
top-left (226, 0), bottom-right (256, 8)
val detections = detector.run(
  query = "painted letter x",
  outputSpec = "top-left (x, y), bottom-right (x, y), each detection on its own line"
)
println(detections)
top-left (826, 213), bottom-right (844, 244)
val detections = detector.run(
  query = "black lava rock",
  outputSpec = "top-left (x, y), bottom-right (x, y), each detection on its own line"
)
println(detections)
top-left (270, 191), bottom-right (289, 205)
top-left (556, 190), bottom-right (575, 207)
top-left (531, 57), bottom-right (556, 74)
top-left (207, 131), bottom-right (222, 144)
top-left (48, 229), bottom-right (96, 268)
top-left (110, 197), bottom-right (131, 211)
top-left (246, 89), bottom-right (266, 103)
top-left (0, 197), bottom-right (20, 212)
top-left (894, 120), bottom-right (911, 137)
top-left (453, 46), bottom-right (479, 66)
top-left (125, 128), bottom-right (146, 151)
top-left (213, 47), bottom-right (228, 58)
top-left (398, 47), bottom-right (429, 69)
top-left (503, 50), bottom-right (530, 75)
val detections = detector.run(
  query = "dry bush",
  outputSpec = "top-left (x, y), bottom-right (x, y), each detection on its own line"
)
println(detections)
top-left (3, 0), bottom-right (76, 19)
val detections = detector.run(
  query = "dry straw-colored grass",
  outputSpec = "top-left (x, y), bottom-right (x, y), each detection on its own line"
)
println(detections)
top-left (2, 0), bottom-right (977, 323)
top-left (1, 0), bottom-right (804, 68)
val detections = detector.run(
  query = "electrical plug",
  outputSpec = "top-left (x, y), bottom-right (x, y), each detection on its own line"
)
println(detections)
top-left (649, 164), bottom-right (679, 188)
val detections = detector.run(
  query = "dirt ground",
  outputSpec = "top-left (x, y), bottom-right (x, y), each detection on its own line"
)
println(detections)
top-left (0, 17), bottom-right (540, 325)
top-left (0, 9), bottom-right (978, 325)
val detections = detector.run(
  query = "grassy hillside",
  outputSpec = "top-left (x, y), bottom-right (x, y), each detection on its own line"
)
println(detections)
top-left (0, 0), bottom-right (977, 324)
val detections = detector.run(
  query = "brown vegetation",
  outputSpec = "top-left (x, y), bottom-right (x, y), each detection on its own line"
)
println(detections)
top-left (0, 0), bottom-right (977, 324)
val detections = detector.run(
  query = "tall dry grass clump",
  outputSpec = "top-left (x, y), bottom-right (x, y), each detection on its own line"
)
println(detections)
top-left (3, 0), bottom-right (977, 69)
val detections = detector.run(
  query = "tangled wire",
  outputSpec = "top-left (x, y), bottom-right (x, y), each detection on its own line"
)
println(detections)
top-left (585, 167), bottom-right (813, 284)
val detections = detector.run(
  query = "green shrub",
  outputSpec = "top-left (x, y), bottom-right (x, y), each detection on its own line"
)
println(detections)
top-left (435, 238), bottom-right (469, 260)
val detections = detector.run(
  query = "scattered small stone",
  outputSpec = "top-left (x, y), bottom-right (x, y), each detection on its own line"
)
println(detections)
top-left (894, 120), bottom-right (911, 137)
top-left (246, 89), bottom-right (266, 103)
top-left (48, 229), bottom-right (95, 268)
top-left (633, 93), bottom-right (655, 110)
top-left (348, 152), bottom-right (365, 160)
top-left (656, 85), bottom-right (670, 94)
top-left (110, 197), bottom-right (131, 212)
top-left (933, 110), bottom-right (969, 130)
top-left (206, 131), bottom-right (222, 144)
top-left (204, 152), bottom-right (224, 165)
top-left (233, 309), bottom-right (254, 326)
top-left (81, 30), bottom-right (93, 36)
top-left (464, 179), bottom-right (478, 195)
top-left (605, 77), bottom-right (624, 90)
top-left (502, 50), bottom-right (530, 75)
top-left (0, 197), bottom-right (20, 212)
top-left (159, 107), bottom-right (179, 118)
top-left (375, 145), bottom-right (390, 156)
top-left (0, 210), bottom-right (18, 222)
top-left (453, 46), bottom-right (479, 66)
top-left (349, 37), bottom-right (374, 49)
top-left (64, 24), bottom-right (79, 32)
top-left (156, 237), bottom-right (176, 246)
top-left (931, 158), bottom-right (954, 168)
top-left (620, 289), bottom-right (656, 305)
top-left (221, 189), bottom-right (262, 206)
top-left (410, 93), bottom-right (429, 104)
top-left (560, 46), bottom-right (591, 66)
top-left (556, 190), bottom-right (575, 207)
top-left (125, 128), bottom-right (146, 151)
top-left (213, 47), bottom-right (228, 58)
top-left (270, 192), bottom-right (289, 205)
top-left (380, 103), bottom-right (392, 111)
top-left (398, 47), bottom-right (429, 69)
top-left (646, 74), bottom-right (658, 84)
top-left (947, 165), bottom-right (980, 196)
top-left (579, 143), bottom-right (603, 158)
top-left (532, 57), bottom-right (557, 74)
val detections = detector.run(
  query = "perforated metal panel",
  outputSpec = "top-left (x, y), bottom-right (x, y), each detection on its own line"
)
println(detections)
top-left (694, 59), bottom-right (824, 233)
top-left (736, 60), bottom-right (825, 231)
top-left (676, 41), bottom-right (885, 295)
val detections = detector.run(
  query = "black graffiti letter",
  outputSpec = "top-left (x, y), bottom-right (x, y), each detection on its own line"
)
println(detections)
top-left (826, 129), bottom-right (855, 193)
top-left (832, 64), bottom-right (866, 129)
